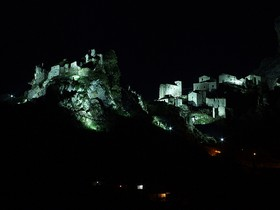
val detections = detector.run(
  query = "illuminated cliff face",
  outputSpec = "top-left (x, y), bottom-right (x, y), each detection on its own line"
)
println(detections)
top-left (24, 49), bottom-right (131, 131)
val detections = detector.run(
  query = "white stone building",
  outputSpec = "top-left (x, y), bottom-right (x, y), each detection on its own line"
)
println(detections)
top-left (193, 81), bottom-right (217, 92)
top-left (188, 74), bottom-right (227, 118)
top-left (199, 75), bottom-right (211, 82)
top-left (245, 74), bottom-right (262, 86)
top-left (219, 73), bottom-right (244, 86)
top-left (159, 81), bottom-right (182, 99)
top-left (206, 98), bottom-right (226, 118)
top-left (158, 81), bottom-right (183, 107)
top-left (187, 91), bottom-right (206, 107)
top-left (159, 95), bottom-right (183, 106)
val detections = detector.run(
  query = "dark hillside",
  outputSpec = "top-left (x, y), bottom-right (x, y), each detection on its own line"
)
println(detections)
top-left (0, 98), bottom-right (212, 209)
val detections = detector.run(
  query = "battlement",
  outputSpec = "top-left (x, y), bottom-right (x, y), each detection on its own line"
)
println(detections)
top-left (46, 49), bottom-right (103, 81)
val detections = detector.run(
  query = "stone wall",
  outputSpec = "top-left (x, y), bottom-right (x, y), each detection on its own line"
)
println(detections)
top-left (159, 81), bottom-right (182, 99)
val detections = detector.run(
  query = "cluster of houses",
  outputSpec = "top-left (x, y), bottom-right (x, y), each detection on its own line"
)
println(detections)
top-left (158, 73), bottom-right (262, 119)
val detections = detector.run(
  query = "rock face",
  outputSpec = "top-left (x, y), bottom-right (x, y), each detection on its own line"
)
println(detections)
top-left (254, 16), bottom-right (280, 89)
top-left (20, 48), bottom-right (220, 142)
top-left (21, 48), bottom-right (199, 140)
top-left (24, 49), bottom-right (147, 131)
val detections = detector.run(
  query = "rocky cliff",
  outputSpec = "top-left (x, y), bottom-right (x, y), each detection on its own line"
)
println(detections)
top-left (23, 49), bottom-right (148, 131)
top-left (254, 16), bottom-right (280, 89)
top-left (15, 48), bottom-right (213, 144)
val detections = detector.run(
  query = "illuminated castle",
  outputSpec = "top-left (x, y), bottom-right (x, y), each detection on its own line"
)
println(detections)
top-left (27, 49), bottom-right (103, 100)
top-left (158, 81), bottom-right (183, 107)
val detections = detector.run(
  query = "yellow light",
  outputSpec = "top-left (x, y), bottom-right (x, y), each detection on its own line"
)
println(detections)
top-left (208, 147), bottom-right (222, 156)
top-left (159, 193), bottom-right (166, 198)
top-left (215, 150), bottom-right (221, 154)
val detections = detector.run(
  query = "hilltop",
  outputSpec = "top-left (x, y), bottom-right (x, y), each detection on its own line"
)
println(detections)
top-left (1, 15), bottom-right (280, 207)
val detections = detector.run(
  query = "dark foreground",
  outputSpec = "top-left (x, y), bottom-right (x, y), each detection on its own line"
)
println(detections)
top-left (3, 137), bottom-right (280, 210)
top-left (1, 102), bottom-right (280, 209)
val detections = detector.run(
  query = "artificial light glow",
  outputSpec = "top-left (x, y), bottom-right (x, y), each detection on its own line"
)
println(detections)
top-left (159, 193), bottom-right (167, 198)
top-left (152, 116), bottom-right (173, 131)
top-left (19, 99), bottom-right (28, 104)
top-left (81, 117), bottom-right (99, 130)
top-left (208, 147), bottom-right (222, 156)
top-left (92, 180), bottom-right (101, 186)
top-left (137, 184), bottom-right (144, 190)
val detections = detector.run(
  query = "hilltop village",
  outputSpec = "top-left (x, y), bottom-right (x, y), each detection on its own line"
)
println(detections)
top-left (2, 48), bottom-right (280, 173)
top-left (1, 15), bottom-right (280, 209)
top-left (157, 73), bottom-right (266, 125)
top-left (3, 48), bottom-right (278, 144)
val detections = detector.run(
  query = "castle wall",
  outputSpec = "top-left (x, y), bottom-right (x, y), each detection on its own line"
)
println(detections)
top-left (245, 74), bottom-right (261, 85)
top-left (188, 91), bottom-right (204, 106)
top-left (207, 98), bottom-right (226, 118)
top-left (193, 81), bottom-right (217, 92)
top-left (219, 73), bottom-right (244, 86)
top-left (84, 49), bottom-right (103, 65)
top-left (70, 61), bottom-right (80, 70)
top-left (213, 107), bottom-right (226, 118)
top-left (208, 81), bottom-right (217, 91)
top-left (159, 98), bottom-right (169, 103)
top-left (218, 106), bottom-right (226, 118)
top-left (33, 66), bottom-right (46, 85)
top-left (193, 82), bottom-right (208, 91)
top-left (159, 81), bottom-right (182, 99)
top-left (206, 98), bottom-right (226, 108)
top-left (174, 98), bottom-right (182, 107)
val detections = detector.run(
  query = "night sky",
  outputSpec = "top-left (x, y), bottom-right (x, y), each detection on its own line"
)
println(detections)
top-left (1, 1), bottom-right (279, 100)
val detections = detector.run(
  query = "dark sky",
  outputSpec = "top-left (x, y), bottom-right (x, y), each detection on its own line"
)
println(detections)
top-left (1, 1), bottom-right (279, 100)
